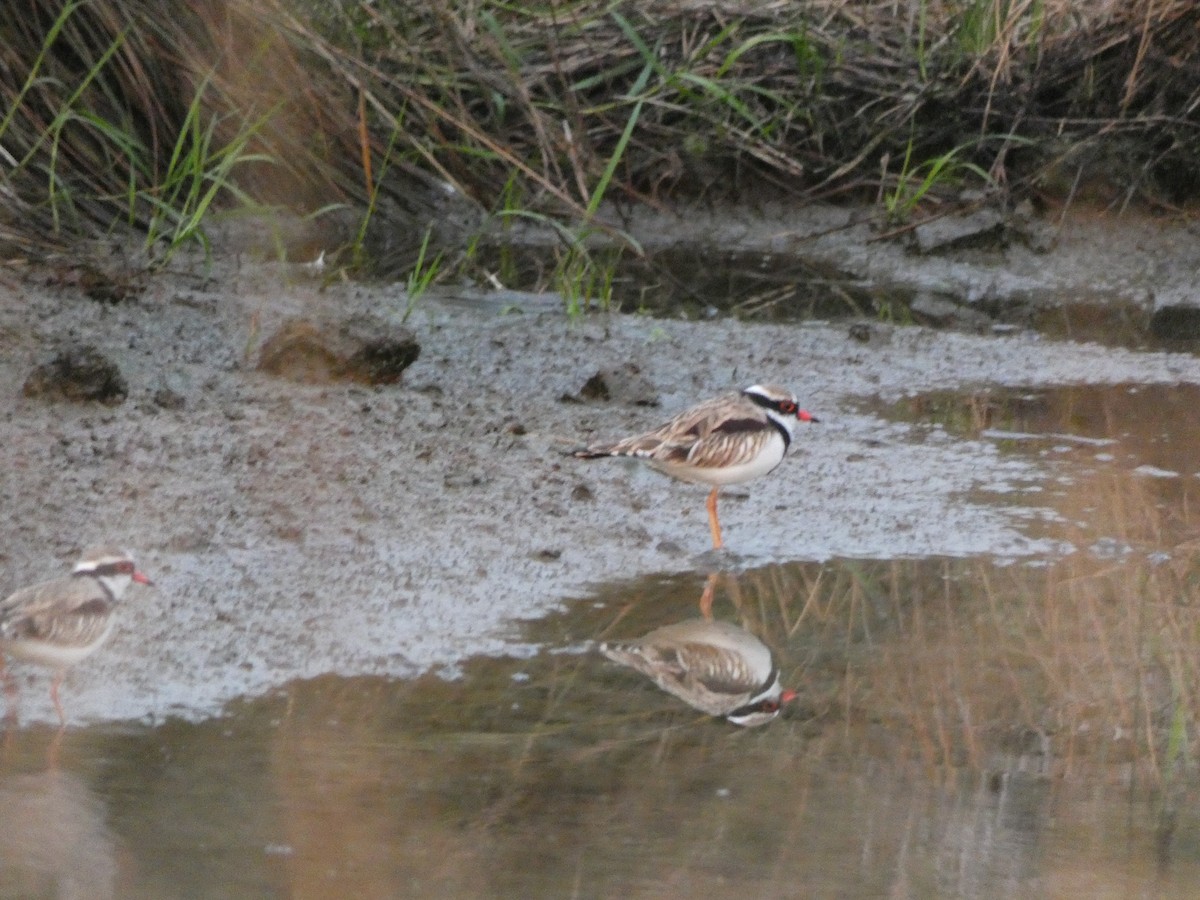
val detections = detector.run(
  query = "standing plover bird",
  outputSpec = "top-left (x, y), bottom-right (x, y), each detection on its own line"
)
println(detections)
top-left (0, 547), bottom-right (152, 726)
top-left (601, 618), bottom-right (797, 727)
top-left (574, 384), bottom-right (818, 549)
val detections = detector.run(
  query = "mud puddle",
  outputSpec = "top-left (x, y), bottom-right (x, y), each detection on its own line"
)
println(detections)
top-left (456, 243), bottom-right (874, 323)
top-left (418, 236), bottom-right (1195, 349)
top-left (872, 381), bottom-right (1200, 548)
top-left (4, 553), bottom-right (1199, 897)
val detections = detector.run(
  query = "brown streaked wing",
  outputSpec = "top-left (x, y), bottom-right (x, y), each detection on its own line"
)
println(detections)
top-left (671, 641), bottom-right (759, 695)
top-left (684, 424), bottom-right (773, 470)
top-left (10, 598), bottom-right (112, 648)
top-left (603, 643), bottom-right (687, 679)
top-left (0, 577), bottom-right (111, 642)
top-left (605, 392), bottom-right (757, 460)
top-left (0, 579), bottom-right (66, 623)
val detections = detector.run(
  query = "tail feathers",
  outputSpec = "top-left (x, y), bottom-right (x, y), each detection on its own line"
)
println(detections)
top-left (599, 641), bottom-right (639, 662)
top-left (572, 446), bottom-right (617, 459)
top-left (600, 641), bottom-right (666, 670)
top-left (573, 444), bottom-right (659, 460)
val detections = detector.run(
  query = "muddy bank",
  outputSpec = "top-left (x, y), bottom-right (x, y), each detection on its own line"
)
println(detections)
top-left (2, 207), bottom-right (1200, 724)
top-left (600, 199), bottom-right (1200, 338)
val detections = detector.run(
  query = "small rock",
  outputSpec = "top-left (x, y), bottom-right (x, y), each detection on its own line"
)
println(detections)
top-left (258, 315), bottom-right (420, 385)
top-left (571, 483), bottom-right (594, 502)
top-left (339, 313), bottom-right (422, 385)
top-left (443, 472), bottom-right (484, 489)
top-left (574, 363), bottom-right (660, 406)
top-left (913, 208), bottom-right (1006, 254)
top-left (1149, 288), bottom-right (1200, 340)
top-left (909, 292), bottom-right (993, 332)
top-left (152, 374), bottom-right (188, 410)
top-left (578, 372), bottom-right (611, 401)
top-left (153, 386), bottom-right (186, 410)
top-left (1010, 199), bottom-right (1058, 253)
top-left (79, 266), bottom-right (145, 304)
top-left (256, 321), bottom-right (339, 382)
top-left (848, 322), bottom-right (872, 343)
top-left (22, 344), bottom-right (128, 405)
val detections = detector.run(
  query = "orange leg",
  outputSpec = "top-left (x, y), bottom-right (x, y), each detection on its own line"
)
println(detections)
top-left (705, 486), bottom-right (724, 550)
top-left (698, 571), bottom-right (719, 620)
top-left (0, 655), bottom-right (15, 726)
top-left (50, 673), bottom-right (66, 728)
top-left (46, 727), bottom-right (64, 770)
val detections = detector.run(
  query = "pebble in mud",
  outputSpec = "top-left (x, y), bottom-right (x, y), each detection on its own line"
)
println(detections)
top-left (257, 314), bottom-right (420, 385)
top-left (574, 363), bottom-right (660, 406)
top-left (152, 373), bottom-right (189, 410)
top-left (909, 292), bottom-right (993, 332)
top-left (22, 343), bottom-right (128, 405)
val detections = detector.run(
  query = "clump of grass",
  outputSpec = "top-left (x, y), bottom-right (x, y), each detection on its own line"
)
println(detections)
top-left (305, 0), bottom-right (1200, 212)
top-left (553, 241), bottom-right (618, 317)
top-left (401, 225), bottom-right (443, 321)
top-left (137, 79), bottom-right (279, 267)
top-left (4, 0), bottom-right (1200, 268)
top-left (0, 0), bottom-right (406, 263)
top-left (881, 137), bottom-right (994, 226)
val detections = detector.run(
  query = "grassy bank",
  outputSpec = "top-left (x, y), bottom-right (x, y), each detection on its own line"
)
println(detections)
top-left (1, 0), bottom-right (1198, 270)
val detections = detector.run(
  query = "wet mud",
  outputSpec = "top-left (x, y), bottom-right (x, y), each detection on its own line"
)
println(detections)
top-left (5, 203), bottom-right (1200, 895)
top-left (4, 212), bottom-right (1200, 724)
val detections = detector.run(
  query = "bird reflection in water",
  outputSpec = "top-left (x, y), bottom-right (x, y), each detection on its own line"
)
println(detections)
top-left (0, 766), bottom-right (119, 898)
top-left (600, 614), bottom-right (797, 727)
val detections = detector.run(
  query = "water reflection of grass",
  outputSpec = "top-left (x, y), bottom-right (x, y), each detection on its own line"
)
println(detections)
top-left (259, 552), bottom-right (1200, 896)
top-left (714, 472), bottom-right (1197, 785)
top-left (256, 535), bottom-right (1200, 893)
top-left (824, 382), bottom-right (1200, 782)
top-left (821, 551), bottom-right (1200, 778)
top-left (249, 389), bottom-right (1200, 893)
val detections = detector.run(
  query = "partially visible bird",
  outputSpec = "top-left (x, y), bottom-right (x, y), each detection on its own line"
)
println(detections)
top-left (600, 618), bottom-right (797, 727)
top-left (0, 547), bottom-right (152, 726)
top-left (574, 384), bottom-right (818, 549)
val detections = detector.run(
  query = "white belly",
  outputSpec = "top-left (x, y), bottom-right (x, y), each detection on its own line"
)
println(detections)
top-left (1, 624), bottom-right (112, 669)
top-left (653, 432), bottom-right (787, 486)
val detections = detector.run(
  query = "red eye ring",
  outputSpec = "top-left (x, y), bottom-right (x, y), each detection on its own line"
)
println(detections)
top-left (779, 400), bottom-right (797, 414)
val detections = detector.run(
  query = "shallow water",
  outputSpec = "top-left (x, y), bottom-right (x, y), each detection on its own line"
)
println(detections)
top-left (5, 378), bottom-right (1200, 897)
top-left (422, 242), bottom-right (1198, 351)
top-left (5, 547), bottom-right (1200, 898)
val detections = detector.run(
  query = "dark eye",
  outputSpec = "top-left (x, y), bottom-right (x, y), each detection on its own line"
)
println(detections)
top-left (116, 561), bottom-right (135, 575)
top-left (760, 700), bottom-right (779, 713)
top-left (778, 401), bottom-right (796, 414)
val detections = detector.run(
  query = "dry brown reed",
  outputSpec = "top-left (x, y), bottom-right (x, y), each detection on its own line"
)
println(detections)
top-left (3, 0), bottom-right (1200, 261)
top-left (720, 383), bottom-right (1200, 784)
top-left (726, 538), bottom-right (1200, 786)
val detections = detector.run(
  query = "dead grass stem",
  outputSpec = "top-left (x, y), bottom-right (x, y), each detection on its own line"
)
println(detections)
top-left (3, 0), bottom-right (1200, 261)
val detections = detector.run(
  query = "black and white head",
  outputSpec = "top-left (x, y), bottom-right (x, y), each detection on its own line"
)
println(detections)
top-left (742, 384), bottom-right (818, 443)
top-left (725, 671), bottom-right (797, 727)
top-left (72, 547), bottom-right (152, 601)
